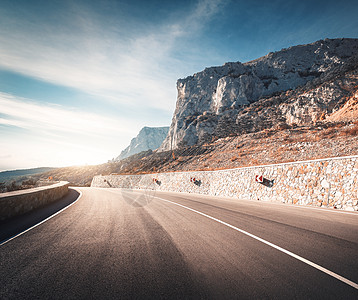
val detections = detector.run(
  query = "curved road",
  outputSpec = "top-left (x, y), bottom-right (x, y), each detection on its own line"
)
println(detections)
top-left (0, 187), bottom-right (357, 299)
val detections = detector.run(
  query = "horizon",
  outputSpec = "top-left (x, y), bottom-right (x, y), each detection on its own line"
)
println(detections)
top-left (1, 0), bottom-right (358, 172)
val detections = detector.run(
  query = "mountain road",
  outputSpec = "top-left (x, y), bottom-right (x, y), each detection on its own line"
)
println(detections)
top-left (0, 187), bottom-right (357, 299)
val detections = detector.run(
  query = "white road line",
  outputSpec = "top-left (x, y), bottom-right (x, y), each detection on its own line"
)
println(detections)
top-left (155, 195), bottom-right (358, 290)
top-left (98, 188), bottom-right (357, 215)
top-left (0, 189), bottom-right (82, 247)
top-left (150, 190), bottom-right (358, 216)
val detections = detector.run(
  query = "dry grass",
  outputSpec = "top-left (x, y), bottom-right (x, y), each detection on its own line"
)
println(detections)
top-left (29, 120), bottom-right (358, 186)
top-left (339, 123), bottom-right (358, 136)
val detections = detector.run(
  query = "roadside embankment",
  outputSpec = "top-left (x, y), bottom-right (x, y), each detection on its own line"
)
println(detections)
top-left (0, 181), bottom-right (69, 221)
top-left (91, 156), bottom-right (358, 211)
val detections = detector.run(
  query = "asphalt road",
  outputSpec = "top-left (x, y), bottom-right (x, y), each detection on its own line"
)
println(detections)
top-left (0, 187), bottom-right (357, 299)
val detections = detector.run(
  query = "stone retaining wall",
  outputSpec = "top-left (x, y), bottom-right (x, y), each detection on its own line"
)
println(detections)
top-left (0, 181), bottom-right (69, 221)
top-left (91, 156), bottom-right (358, 211)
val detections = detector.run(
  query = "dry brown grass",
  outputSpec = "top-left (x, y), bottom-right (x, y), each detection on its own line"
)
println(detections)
top-left (33, 120), bottom-right (358, 186)
top-left (321, 127), bottom-right (338, 139)
top-left (340, 124), bottom-right (358, 136)
top-left (283, 135), bottom-right (294, 143)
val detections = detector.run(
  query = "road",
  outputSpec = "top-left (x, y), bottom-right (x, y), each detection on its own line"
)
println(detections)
top-left (0, 187), bottom-right (357, 299)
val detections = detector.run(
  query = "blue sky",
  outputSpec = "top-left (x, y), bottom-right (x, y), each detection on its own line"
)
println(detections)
top-left (0, 0), bottom-right (357, 171)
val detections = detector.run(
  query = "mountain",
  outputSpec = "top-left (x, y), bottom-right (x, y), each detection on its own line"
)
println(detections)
top-left (0, 167), bottom-right (56, 182)
top-left (116, 126), bottom-right (169, 161)
top-left (159, 38), bottom-right (358, 151)
top-left (26, 39), bottom-right (358, 185)
top-left (325, 89), bottom-right (358, 123)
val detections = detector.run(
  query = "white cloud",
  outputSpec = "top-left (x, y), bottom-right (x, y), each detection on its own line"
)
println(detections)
top-left (0, 92), bottom-right (134, 138)
top-left (0, 0), bottom-right (226, 112)
top-left (0, 0), bottom-right (227, 170)
top-left (0, 92), bottom-right (140, 170)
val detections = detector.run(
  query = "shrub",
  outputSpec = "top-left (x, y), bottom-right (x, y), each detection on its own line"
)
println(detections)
top-left (340, 124), bottom-right (358, 136)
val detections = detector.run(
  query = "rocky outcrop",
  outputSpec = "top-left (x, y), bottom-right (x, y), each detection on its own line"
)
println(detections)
top-left (231, 66), bottom-right (358, 136)
top-left (116, 126), bottom-right (169, 160)
top-left (159, 38), bottom-right (358, 151)
top-left (325, 90), bottom-right (358, 122)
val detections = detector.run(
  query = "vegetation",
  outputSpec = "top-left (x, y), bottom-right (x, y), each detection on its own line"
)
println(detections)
top-left (5, 119), bottom-right (353, 188)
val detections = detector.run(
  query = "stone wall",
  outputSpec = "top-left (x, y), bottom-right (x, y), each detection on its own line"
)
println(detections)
top-left (91, 156), bottom-right (358, 211)
top-left (0, 181), bottom-right (69, 221)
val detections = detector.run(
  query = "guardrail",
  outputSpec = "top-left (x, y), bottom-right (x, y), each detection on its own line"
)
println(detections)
top-left (0, 181), bottom-right (69, 221)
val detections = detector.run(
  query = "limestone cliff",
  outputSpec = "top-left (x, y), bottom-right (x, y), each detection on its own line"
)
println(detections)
top-left (116, 126), bottom-right (169, 160)
top-left (159, 38), bottom-right (358, 150)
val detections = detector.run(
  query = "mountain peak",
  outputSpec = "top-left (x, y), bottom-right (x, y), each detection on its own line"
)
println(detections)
top-left (159, 38), bottom-right (358, 151)
top-left (116, 126), bottom-right (169, 161)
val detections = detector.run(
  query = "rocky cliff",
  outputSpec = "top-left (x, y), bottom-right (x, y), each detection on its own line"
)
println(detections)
top-left (116, 126), bottom-right (169, 160)
top-left (159, 38), bottom-right (358, 151)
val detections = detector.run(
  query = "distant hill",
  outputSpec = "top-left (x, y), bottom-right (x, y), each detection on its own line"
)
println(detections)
top-left (116, 126), bottom-right (169, 161)
top-left (7, 39), bottom-right (357, 188)
top-left (0, 167), bottom-right (56, 182)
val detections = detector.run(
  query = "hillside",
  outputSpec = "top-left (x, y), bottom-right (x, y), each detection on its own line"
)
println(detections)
top-left (0, 167), bottom-right (57, 192)
top-left (24, 38), bottom-right (358, 186)
top-left (33, 119), bottom-right (358, 187)
top-left (0, 167), bottom-right (56, 183)
top-left (160, 38), bottom-right (358, 150)
top-left (116, 126), bottom-right (169, 161)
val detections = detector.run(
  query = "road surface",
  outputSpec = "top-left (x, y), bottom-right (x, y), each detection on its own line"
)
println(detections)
top-left (0, 187), bottom-right (357, 299)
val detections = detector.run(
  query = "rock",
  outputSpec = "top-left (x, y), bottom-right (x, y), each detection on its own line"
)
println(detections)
top-left (116, 126), bottom-right (169, 160)
top-left (321, 179), bottom-right (330, 189)
top-left (159, 38), bottom-right (358, 151)
top-left (344, 206), bottom-right (355, 211)
top-left (335, 191), bottom-right (343, 198)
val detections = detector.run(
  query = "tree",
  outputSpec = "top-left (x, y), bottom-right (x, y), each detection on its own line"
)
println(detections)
top-left (6, 181), bottom-right (19, 192)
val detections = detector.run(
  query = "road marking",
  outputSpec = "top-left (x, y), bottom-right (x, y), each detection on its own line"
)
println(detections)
top-left (0, 189), bottom-right (82, 247)
top-left (152, 190), bottom-right (358, 216)
top-left (155, 195), bottom-right (358, 290)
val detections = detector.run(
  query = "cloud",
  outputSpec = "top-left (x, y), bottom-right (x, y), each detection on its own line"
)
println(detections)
top-left (0, 91), bottom-right (142, 169)
top-left (0, 0), bottom-right (226, 113)
top-left (0, 92), bottom-right (134, 138)
top-left (187, 0), bottom-right (226, 30)
top-left (0, 0), bottom-right (228, 171)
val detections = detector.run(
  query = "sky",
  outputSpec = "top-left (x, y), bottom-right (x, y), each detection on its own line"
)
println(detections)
top-left (0, 0), bottom-right (357, 171)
